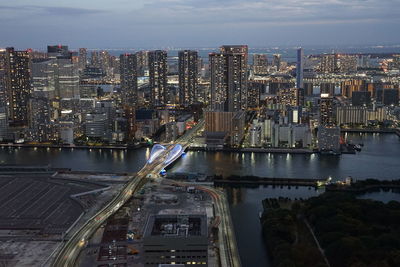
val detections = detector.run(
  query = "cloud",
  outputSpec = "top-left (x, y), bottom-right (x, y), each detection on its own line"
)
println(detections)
top-left (116, 0), bottom-right (400, 27)
top-left (0, 5), bottom-right (106, 17)
top-left (0, 0), bottom-right (399, 48)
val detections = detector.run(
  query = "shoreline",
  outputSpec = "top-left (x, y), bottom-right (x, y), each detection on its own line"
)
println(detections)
top-left (0, 143), bottom-right (147, 150)
top-left (188, 146), bottom-right (317, 154)
top-left (0, 129), bottom-right (397, 153)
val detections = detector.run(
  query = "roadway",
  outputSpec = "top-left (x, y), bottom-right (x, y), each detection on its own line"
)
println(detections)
top-left (165, 179), bottom-right (241, 267)
top-left (51, 120), bottom-right (204, 266)
top-left (52, 119), bottom-right (240, 267)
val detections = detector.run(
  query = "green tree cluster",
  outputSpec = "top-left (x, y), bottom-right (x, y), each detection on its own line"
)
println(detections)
top-left (305, 193), bottom-right (400, 267)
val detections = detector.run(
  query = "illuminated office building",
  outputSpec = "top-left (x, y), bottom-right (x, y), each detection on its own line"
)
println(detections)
top-left (296, 48), bottom-right (304, 89)
top-left (319, 94), bottom-right (335, 126)
top-left (120, 53), bottom-right (138, 106)
top-left (209, 45), bottom-right (248, 112)
top-left (148, 50), bottom-right (168, 107)
top-left (320, 54), bottom-right (336, 73)
top-left (253, 54), bottom-right (268, 75)
top-left (272, 54), bottom-right (281, 71)
top-left (78, 48), bottom-right (87, 70)
top-left (178, 50), bottom-right (198, 106)
top-left (4, 47), bottom-right (31, 126)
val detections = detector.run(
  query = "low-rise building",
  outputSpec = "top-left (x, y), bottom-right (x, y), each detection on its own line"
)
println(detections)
top-left (143, 214), bottom-right (208, 267)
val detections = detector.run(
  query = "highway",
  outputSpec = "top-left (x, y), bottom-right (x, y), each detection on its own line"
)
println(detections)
top-left (52, 119), bottom-right (240, 266)
top-left (51, 120), bottom-right (204, 266)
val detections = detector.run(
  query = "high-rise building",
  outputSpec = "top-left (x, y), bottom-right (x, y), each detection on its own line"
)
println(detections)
top-left (247, 82), bottom-right (263, 108)
top-left (85, 113), bottom-right (109, 140)
top-left (336, 106), bottom-right (368, 125)
top-left (337, 54), bottom-right (357, 73)
top-left (357, 55), bottom-right (370, 68)
top-left (277, 88), bottom-right (302, 107)
top-left (0, 49), bottom-right (7, 106)
top-left (56, 58), bottom-right (80, 99)
top-left (320, 54), bottom-right (336, 73)
top-left (209, 45), bottom-right (248, 112)
top-left (28, 97), bottom-right (53, 142)
top-left (4, 47), bottom-right (31, 126)
top-left (148, 50), bottom-right (168, 107)
top-left (341, 79), bottom-right (368, 98)
top-left (272, 54), bottom-right (281, 71)
top-left (318, 126), bottom-right (341, 152)
top-left (31, 59), bottom-right (57, 99)
top-left (91, 51), bottom-right (100, 68)
top-left (99, 50), bottom-right (111, 75)
top-left (319, 94), bottom-right (335, 126)
top-left (0, 106), bottom-right (8, 141)
top-left (178, 50), bottom-right (198, 106)
top-left (120, 53), bottom-right (137, 106)
top-left (136, 51), bottom-right (149, 76)
top-left (253, 54), bottom-right (268, 75)
top-left (296, 48), bottom-right (304, 89)
top-left (205, 110), bottom-right (245, 147)
top-left (78, 48), bottom-right (87, 70)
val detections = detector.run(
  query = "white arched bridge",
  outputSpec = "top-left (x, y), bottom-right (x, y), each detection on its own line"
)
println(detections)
top-left (147, 143), bottom-right (184, 175)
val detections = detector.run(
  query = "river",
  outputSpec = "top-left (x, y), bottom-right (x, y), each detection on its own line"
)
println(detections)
top-left (0, 133), bottom-right (399, 267)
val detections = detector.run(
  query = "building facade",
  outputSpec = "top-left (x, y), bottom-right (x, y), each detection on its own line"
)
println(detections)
top-left (149, 50), bottom-right (168, 107)
top-left (209, 45), bottom-right (248, 112)
top-left (178, 50), bottom-right (198, 106)
top-left (5, 47), bottom-right (31, 126)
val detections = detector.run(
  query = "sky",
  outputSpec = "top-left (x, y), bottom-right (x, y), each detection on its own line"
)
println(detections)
top-left (1, 0), bottom-right (400, 49)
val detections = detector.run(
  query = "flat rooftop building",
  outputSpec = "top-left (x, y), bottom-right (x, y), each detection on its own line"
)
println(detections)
top-left (143, 214), bottom-right (208, 267)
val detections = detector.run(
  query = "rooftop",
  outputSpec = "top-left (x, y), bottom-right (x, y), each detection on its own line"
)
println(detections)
top-left (145, 214), bottom-right (207, 238)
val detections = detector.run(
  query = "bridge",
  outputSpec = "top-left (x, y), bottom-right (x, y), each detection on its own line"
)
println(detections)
top-left (51, 119), bottom-right (240, 267)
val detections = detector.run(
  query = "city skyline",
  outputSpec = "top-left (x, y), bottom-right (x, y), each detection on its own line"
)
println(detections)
top-left (1, 0), bottom-right (400, 49)
top-left (1, 1), bottom-right (400, 267)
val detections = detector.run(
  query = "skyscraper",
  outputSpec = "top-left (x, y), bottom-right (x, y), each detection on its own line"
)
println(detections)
top-left (4, 47), bottom-right (31, 126)
top-left (99, 50), bottom-right (111, 75)
top-left (296, 48), bottom-right (304, 89)
top-left (178, 50), bottom-right (198, 106)
top-left (120, 53), bottom-right (137, 106)
top-left (209, 45), bottom-right (248, 112)
top-left (28, 97), bottom-right (53, 142)
top-left (136, 51), bottom-right (149, 76)
top-left (319, 94), bottom-right (335, 126)
top-left (46, 45), bottom-right (79, 99)
top-left (148, 50), bottom-right (168, 107)
top-left (320, 54), bottom-right (336, 73)
top-left (273, 54), bottom-right (281, 71)
top-left (0, 49), bottom-right (7, 106)
top-left (78, 48), bottom-right (87, 70)
top-left (56, 58), bottom-right (80, 99)
top-left (253, 54), bottom-right (268, 75)
top-left (318, 94), bottom-right (340, 152)
top-left (31, 58), bottom-right (57, 99)
top-left (91, 51), bottom-right (100, 68)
